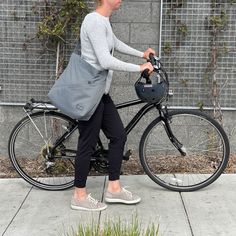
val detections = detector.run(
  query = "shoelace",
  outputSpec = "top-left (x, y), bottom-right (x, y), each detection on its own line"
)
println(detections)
top-left (87, 193), bottom-right (99, 205)
top-left (122, 186), bottom-right (133, 198)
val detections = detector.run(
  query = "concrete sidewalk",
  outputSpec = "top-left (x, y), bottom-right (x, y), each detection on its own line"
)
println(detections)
top-left (1, 174), bottom-right (236, 236)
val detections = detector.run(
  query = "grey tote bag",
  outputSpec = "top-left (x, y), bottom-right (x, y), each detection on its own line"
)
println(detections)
top-left (48, 41), bottom-right (113, 121)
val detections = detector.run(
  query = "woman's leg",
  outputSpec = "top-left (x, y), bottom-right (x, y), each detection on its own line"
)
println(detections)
top-left (100, 94), bottom-right (127, 192)
top-left (101, 94), bottom-right (141, 204)
top-left (74, 97), bottom-right (104, 200)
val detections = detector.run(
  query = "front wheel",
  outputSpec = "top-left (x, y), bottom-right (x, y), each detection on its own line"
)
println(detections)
top-left (139, 110), bottom-right (230, 192)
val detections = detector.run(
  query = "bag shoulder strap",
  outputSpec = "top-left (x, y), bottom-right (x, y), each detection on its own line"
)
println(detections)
top-left (73, 39), bottom-right (81, 55)
top-left (73, 25), bottom-right (114, 56)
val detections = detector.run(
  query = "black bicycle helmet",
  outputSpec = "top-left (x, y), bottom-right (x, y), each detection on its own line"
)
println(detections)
top-left (135, 69), bottom-right (169, 104)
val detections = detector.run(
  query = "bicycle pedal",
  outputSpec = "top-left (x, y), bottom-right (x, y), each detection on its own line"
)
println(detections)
top-left (123, 149), bottom-right (132, 161)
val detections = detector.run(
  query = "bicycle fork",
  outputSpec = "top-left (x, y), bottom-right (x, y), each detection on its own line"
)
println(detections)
top-left (158, 106), bottom-right (187, 156)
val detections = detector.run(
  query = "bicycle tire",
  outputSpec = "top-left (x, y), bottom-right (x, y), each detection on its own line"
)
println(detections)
top-left (8, 111), bottom-right (77, 190)
top-left (139, 109), bottom-right (230, 192)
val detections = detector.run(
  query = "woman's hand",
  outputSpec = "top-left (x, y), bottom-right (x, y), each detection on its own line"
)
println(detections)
top-left (140, 62), bottom-right (154, 75)
top-left (142, 48), bottom-right (156, 60)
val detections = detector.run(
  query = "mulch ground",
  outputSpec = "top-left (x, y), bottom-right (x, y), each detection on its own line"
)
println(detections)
top-left (0, 154), bottom-right (235, 179)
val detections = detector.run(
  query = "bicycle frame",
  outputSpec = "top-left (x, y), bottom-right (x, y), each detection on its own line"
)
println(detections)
top-left (115, 99), bottom-right (186, 155)
top-left (23, 96), bottom-right (185, 158)
top-left (30, 99), bottom-right (159, 154)
top-left (22, 54), bottom-right (180, 156)
top-left (116, 98), bottom-right (156, 134)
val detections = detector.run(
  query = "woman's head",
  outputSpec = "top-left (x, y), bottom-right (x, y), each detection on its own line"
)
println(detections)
top-left (95, 0), bottom-right (122, 10)
top-left (96, 0), bottom-right (102, 6)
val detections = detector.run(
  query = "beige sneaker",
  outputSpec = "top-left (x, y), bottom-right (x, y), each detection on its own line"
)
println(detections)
top-left (104, 186), bottom-right (141, 204)
top-left (71, 193), bottom-right (107, 211)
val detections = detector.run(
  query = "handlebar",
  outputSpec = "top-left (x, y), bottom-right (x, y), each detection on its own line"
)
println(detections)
top-left (137, 53), bottom-right (169, 90)
top-left (149, 53), bottom-right (156, 66)
top-left (141, 53), bottom-right (163, 83)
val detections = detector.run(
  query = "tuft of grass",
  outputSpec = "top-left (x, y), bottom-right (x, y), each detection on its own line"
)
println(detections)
top-left (64, 213), bottom-right (159, 236)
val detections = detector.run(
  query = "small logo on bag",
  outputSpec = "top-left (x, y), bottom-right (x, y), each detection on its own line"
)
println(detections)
top-left (76, 104), bottom-right (84, 110)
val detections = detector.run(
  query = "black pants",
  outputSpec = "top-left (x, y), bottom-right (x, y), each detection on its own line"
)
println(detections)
top-left (74, 93), bottom-right (127, 188)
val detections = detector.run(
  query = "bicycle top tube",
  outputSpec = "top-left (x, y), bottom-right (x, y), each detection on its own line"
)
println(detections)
top-left (115, 89), bottom-right (173, 111)
top-left (115, 98), bottom-right (145, 110)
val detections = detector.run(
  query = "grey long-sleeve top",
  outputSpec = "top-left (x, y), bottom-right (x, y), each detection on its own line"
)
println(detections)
top-left (80, 11), bottom-right (144, 94)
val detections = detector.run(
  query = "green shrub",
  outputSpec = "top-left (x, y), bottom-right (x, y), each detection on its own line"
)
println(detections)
top-left (64, 213), bottom-right (159, 236)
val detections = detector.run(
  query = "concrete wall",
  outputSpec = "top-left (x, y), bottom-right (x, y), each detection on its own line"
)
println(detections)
top-left (1, 1), bottom-right (236, 157)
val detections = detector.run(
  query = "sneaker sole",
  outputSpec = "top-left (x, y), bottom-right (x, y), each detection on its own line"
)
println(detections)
top-left (70, 204), bottom-right (107, 211)
top-left (104, 197), bottom-right (141, 204)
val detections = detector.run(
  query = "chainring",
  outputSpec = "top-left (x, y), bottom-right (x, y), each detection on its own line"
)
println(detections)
top-left (91, 149), bottom-right (109, 173)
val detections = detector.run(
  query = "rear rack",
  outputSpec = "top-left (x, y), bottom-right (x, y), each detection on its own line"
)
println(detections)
top-left (24, 98), bottom-right (57, 111)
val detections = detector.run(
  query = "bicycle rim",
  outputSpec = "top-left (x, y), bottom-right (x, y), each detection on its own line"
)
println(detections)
top-left (8, 111), bottom-right (77, 190)
top-left (140, 110), bottom-right (230, 191)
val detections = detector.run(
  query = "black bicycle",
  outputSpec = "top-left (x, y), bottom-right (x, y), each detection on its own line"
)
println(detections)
top-left (8, 54), bottom-right (230, 192)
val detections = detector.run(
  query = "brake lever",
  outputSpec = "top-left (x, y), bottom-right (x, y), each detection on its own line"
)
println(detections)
top-left (153, 55), bottom-right (162, 70)
top-left (153, 55), bottom-right (161, 61)
top-left (149, 53), bottom-right (155, 65)
top-left (148, 53), bottom-right (161, 68)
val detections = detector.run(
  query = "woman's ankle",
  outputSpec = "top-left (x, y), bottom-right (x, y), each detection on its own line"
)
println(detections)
top-left (107, 180), bottom-right (122, 193)
top-left (73, 187), bottom-right (87, 200)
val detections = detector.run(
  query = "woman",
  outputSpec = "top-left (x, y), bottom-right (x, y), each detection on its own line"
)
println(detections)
top-left (71, 0), bottom-right (155, 211)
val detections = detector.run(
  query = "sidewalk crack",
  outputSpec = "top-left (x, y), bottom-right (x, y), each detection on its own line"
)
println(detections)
top-left (2, 185), bottom-right (33, 236)
top-left (98, 176), bottom-right (107, 226)
top-left (179, 192), bottom-right (195, 236)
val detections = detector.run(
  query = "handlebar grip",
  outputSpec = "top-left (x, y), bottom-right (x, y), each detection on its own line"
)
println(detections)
top-left (149, 53), bottom-right (155, 65)
top-left (141, 69), bottom-right (152, 84)
top-left (141, 68), bottom-right (149, 78)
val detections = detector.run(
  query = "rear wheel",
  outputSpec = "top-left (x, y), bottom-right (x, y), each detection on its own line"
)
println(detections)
top-left (8, 111), bottom-right (77, 190)
top-left (139, 110), bottom-right (230, 192)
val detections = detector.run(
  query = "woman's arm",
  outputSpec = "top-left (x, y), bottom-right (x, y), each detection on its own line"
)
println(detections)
top-left (113, 32), bottom-right (144, 58)
top-left (85, 18), bottom-right (141, 72)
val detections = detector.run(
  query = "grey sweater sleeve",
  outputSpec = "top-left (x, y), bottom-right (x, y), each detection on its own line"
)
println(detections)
top-left (85, 18), bottom-right (142, 72)
top-left (113, 32), bottom-right (144, 58)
